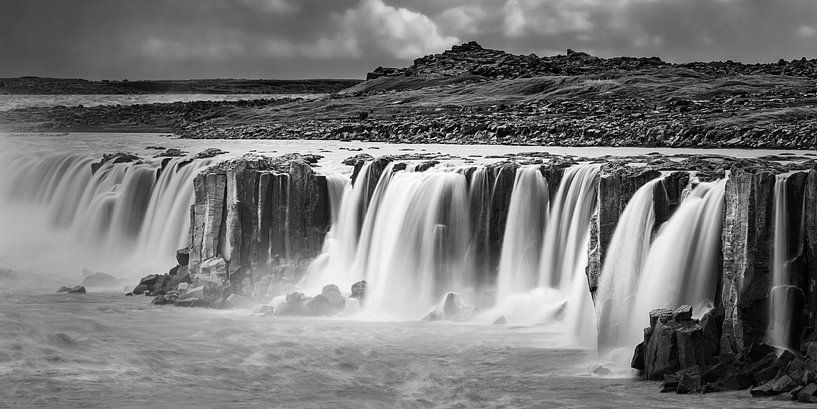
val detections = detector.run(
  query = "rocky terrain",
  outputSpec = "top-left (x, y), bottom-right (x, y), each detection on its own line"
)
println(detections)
top-left (2, 42), bottom-right (816, 149)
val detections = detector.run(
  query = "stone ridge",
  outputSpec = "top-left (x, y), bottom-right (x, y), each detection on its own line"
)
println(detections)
top-left (203, 153), bottom-right (322, 173)
top-left (367, 41), bottom-right (817, 80)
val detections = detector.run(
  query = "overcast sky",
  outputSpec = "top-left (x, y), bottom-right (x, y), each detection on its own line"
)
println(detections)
top-left (2, 0), bottom-right (816, 80)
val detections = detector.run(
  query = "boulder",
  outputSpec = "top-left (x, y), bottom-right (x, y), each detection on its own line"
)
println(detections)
top-left (637, 306), bottom-right (720, 380)
top-left (132, 274), bottom-right (164, 295)
top-left (493, 316), bottom-right (507, 325)
top-left (57, 285), bottom-right (86, 294)
top-left (799, 383), bottom-right (817, 403)
top-left (350, 280), bottom-right (367, 302)
top-left (305, 295), bottom-right (334, 316)
top-left (176, 248), bottom-right (190, 266)
top-left (81, 271), bottom-right (121, 288)
top-left (342, 153), bottom-right (374, 166)
top-left (320, 284), bottom-right (345, 312)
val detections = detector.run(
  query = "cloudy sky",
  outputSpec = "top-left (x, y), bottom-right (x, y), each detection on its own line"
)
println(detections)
top-left (2, 0), bottom-right (816, 80)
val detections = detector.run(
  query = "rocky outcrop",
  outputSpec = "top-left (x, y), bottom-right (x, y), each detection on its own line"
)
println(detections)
top-left (57, 285), bottom-right (86, 294)
top-left (187, 154), bottom-right (332, 295)
top-left (365, 42), bottom-right (817, 81)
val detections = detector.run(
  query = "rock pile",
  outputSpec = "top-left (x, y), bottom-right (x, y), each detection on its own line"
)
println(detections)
top-left (366, 41), bottom-right (817, 81)
top-left (632, 305), bottom-right (817, 402)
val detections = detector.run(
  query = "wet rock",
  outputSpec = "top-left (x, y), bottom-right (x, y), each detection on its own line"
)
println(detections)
top-left (277, 292), bottom-right (308, 316)
top-left (151, 295), bottom-right (171, 305)
top-left (632, 342), bottom-right (646, 371)
top-left (305, 294), bottom-right (334, 316)
top-left (132, 274), bottom-right (162, 295)
top-left (676, 370), bottom-right (703, 394)
top-left (342, 153), bottom-right (374, 166)
top-left (196, 148), bottom-right (228, 158)
top-left (176, 248), bottom-right (190, 266)
top-left (320, 284), bottom-right (345, 311)
top-left (57, 285), bottom-right (86, 294)
top-left (637, 306), bottom-right (719, 380)
top-left (799, 383), bottom-right (817, 403)
top-left (90, 152), bottom-right (139, 174)
top-left (155, 148), bottom-right (186, 158)
top-left (673, 305), bottom-right (692, 321)
top-left (350, 280), bottom-right (367, 302)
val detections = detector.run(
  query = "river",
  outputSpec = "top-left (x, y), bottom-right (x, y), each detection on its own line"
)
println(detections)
top-left (0, 132), bottom-right (807, 408)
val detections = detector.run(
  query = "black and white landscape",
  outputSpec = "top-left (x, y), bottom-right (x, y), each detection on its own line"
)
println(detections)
top-left (2, 1), bottom-right (817, 408)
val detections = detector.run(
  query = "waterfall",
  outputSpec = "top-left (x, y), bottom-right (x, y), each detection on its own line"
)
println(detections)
top-left (495, 166), bottom-right (549, 301)
top-left (362, 168), bottom-right (472, 318)
top-left (539, 165), bottom-right (600, 290)
top-left (768, 174), bottom-right (806, 350)
top-left (488, 164), bottom-right (599, 332)
top-left (0, 152), bottom-right (212, 278)
top-left (595, 178), bottom-right (660, 351)
top-left (630, 178), bottom-right (727, 340)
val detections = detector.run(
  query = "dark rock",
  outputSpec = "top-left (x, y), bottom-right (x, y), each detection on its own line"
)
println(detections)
top-left (350, 280), bottom-right (367, 302)
top-left (342, 153), bottom-right (374, 166)
top-left (493, 316), bottom-right (507, 325)
top-left (632, 342), bottom-right (645, 371)
top-left (673, 305), bottom-right (692, 321)
top-left (196, 148), bottom-right (228, 158)
top-left (676, 371), bottom-right (702, 394)
top-left (176, 248), bottom-right (190, 266)
top-left (56, 285), bottom-right (86, 294)
top-left (151, 295), bottom-right (171, 305)
top-left (799, 383), bottom-right (817, 403)
top-left (661, 373), bottom-right (680, 393)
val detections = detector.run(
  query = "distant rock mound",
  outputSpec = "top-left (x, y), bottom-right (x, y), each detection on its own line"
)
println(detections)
top-left (364, 41), bottom-right (817, 81)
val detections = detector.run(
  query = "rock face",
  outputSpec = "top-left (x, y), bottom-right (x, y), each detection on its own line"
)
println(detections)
top-left (586, 165), bottom-right (660, 294)
top-left (633, 306), bottom-right (721, 380)
top-left (187, 154), bottom-right (332, 295)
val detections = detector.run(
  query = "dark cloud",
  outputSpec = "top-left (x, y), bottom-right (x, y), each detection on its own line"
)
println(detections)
top-left (0, 0), bottom-right (815, 79)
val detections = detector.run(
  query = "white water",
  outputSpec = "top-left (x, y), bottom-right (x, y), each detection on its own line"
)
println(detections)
top-left (630, 178), bottom-right (727, 340)
top-left (595, 178), bottom-right (660, 352)
top-left (0, 131), bottom-right (812, 408)
top-left (495, 166), bottom-right (549, 301)
top-left (487, 165), bottom-right (599, 344)
top-left (0, 93), bottom-right (323, 111)
top-left (0, 152), bottom-right (211, 283)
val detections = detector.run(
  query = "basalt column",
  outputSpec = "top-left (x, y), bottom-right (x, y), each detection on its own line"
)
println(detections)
top-left (586, 166), bottom-right (661, 296)
top-left (187, 155), bottom-right (331, 289)
top-left (719, 167), bottom-right (776, 354)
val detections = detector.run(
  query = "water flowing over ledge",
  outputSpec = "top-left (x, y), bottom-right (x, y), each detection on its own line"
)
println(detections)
top-left (4, 146), bottom-right (817, 379)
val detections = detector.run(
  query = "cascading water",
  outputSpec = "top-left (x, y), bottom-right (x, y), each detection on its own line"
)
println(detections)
top-left (362, 169), bottom-right (472, 318)
top-left (0, 152), bottom-right (211, 281)
top-left (539, 165), bottom-right (600, 290)
top-left (488, 164), bottom-right (599, 339)
top-left (495, 166), bottom-right (549, 301)
top-left (629, 178), bottom-right (727, 341)
top-left (595, 178), bottom-right (660, 352)
top-left (768, 174), bottom-right (805, 351)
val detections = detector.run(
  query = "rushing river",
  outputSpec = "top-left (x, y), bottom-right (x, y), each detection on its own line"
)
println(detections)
top-left (0, 132), bottom-right (809, 408)
top-left (0, 94), bottom-right (324, 112)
